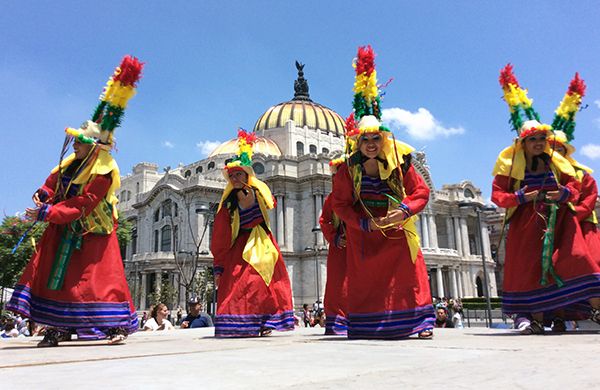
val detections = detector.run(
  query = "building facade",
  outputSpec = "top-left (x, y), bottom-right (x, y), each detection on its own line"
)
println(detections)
top-left (119, 65), bottom-right (499, 311)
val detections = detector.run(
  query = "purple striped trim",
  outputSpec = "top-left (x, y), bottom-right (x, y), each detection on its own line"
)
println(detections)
top-left (515, 189), bottom-right (526, 205)
top-left (359, 218), bottom-right (371, 232)
top-left (325, 314), bottom-right (348, 336)
top-left (399, 203), bottom-right (412, 216)
top-left (557, 186), bottom-right (570, 203)
top-left (213, 266), bottom-right (224, 275)
top-left (360, 176), bottom-right (392, 195)
top-left (37, 204), bottom-right (51, 222)
top-left (239, 203), bottom-right (263, 227)
top-left (502, 273), bottom-right (600, 317)
top-left (6, 284), bottom-right (138, 336)
top-left (347, 305), bottom-right (435, 340)
top-left (215, 311), bottom-right (295, 338)
top-left (36, 188), bottom-right (49, 202)
top-left (522, 171), bottom-right (559, 191)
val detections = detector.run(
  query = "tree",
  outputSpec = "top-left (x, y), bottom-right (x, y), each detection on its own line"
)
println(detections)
top-left (148, 278), bottom-right (178, 309)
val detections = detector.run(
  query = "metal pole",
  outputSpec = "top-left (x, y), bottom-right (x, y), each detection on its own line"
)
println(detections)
top-left (315, 254), bottom-right (320, 301)
top-left (476, 208), bottom-right (494, 327)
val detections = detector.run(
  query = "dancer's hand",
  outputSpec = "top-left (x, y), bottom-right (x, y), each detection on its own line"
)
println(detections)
top-left (25, 207), bottom-right (40, 221)
top-left (522, 186), bottom-right (539, 202)
top-left (237, 188), bottom-right (256, 209)
top-left (545, 190), bottom-right (562, 201)
top-left (32, 192), bottom-right (43, 207)
top-left (383, 209), bottom-right (408, 226)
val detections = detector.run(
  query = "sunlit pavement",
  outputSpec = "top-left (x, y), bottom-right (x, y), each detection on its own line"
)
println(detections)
top-left (1, 326), bottom-right (599, 389)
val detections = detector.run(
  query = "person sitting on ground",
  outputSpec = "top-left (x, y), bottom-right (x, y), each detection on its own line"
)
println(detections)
top-left (180, 297), bottom-right (214, 329)
top-left (1, 319), bottom-right (19, 338)
top-left (434, 306), bottom-right (454, 328)
top-left (143, 303), bottom-right (175, 331)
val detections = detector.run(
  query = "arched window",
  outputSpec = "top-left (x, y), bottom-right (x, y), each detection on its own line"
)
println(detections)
top-left (162, 200), bottom-right (172, 218)
top-left (208, 162), bottom-right (215, 170)
top-left (309, 144), bottom-right (317, 154)
top-left (127, 191), bottom-right (132, 201)
top-left (161, 225), bottom-right (172, 252)
top-left (153, 209), bottom-right (160, 222)
top-left (464, 188), bottom-right (475, 198)
top-left (136, 182), bottom-right (140, 194)
top-left (184, 170), bottom-right (191, 178)
top-left (322, 147), bottom-right (329, 155)
top-left (173, 203), bottom-right (179, 217)
top-left (252, 162), bottom-right (265, 175)
top-left (196, 166), bottom-right (203, 174)
top-left (296, 141), bottom-right (304, 156)
top-left (131, 227), bottom-right (138, 255)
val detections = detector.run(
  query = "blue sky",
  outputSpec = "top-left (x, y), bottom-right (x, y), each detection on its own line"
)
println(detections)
top-left (1, 1), bottom-right (600, 215)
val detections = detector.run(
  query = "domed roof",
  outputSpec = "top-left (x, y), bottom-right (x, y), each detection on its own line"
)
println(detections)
top-left (208, 137), bottom-right (282, 158)
top-left (252, 61), bottom-right (345, 136)
top-left (253, 100), bottom-right (345, 136)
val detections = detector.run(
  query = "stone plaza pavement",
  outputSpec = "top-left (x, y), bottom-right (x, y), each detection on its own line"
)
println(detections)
top-left (1, 326), bottom-right (599, 389)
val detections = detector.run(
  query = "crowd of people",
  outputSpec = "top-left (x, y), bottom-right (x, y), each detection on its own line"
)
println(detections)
top-left (2, 47), bottom-right (600, 348)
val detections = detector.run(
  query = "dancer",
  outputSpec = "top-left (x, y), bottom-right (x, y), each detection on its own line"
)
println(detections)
top-left (320, 157), bottom-right (349, 335)
top-left (492, 65), bottom-right (600, 334)
top-left (210, 129), bottom-right (294, 337)
top-left (331, 46), bottom-right (435, 339)
top-left (7, 56), bottom-right (144, 346)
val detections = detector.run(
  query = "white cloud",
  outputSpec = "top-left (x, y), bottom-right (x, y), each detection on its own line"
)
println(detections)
top-left (581, 144), bottom-right (600, 160)
top-left (381, 107), bottom-right (466, 141)
top-left (594, 99), bottom-right (600, 109)
top-left (163, 141), bottom-right (175, 149)
top-left (196, 140), bottom-right (222, 157)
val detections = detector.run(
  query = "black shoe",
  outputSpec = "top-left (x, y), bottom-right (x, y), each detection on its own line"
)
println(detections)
top-left (107, 328), bottom-right (128, 344)
top-left (522, 320), bottom-right (545, 335)
top-left (591, 308), bottom-right (600, 325)
top-left (551, 317), bottom-right (566, 333)
top-left (37, 329), bottom-right (63, 348)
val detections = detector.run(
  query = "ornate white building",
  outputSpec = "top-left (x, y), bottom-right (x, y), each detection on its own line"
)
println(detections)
top-left (118, 64), bottom-right (499, 311)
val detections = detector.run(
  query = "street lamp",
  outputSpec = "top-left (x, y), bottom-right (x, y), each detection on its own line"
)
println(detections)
top-left (311, 226), bottom-right (322, 302)
top-left (458, 201), bottom-right (496, 327)
top-left (195, 204), bottom-right (216, 317)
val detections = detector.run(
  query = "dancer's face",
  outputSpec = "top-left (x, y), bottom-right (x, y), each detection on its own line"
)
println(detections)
top-left (523, 133), bottom-right (547, 157)
top-left (359, 132), bottom-right (383, 159)
top-left (228, 169), bottom-right (248, 189)
top-left (73, 140), bottom-right (94, 160)
top-left (553, 144), bottom-right (567, 157)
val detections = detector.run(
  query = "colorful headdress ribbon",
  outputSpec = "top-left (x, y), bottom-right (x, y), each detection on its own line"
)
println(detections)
top-left (499, 64), bottom-right (540, 135)
top-left (66, 55), bottom-right (144, 146)
top-left (551, 73), bottom-right (586, 142)
top-left (225, 128), bottom-right (257, 171)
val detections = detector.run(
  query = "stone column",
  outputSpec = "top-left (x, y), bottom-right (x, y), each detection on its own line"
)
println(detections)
top-left (460, 217), bottom-right (471, 256)
top-left (481, 221), bottom-right (492, 259)
top-left (276, 195), bottom-right (285, 250)
top-left (436, 268), bottom-right (445, 298)
top-left (155, 271), bottom-right (162, 295)
top-left (462, 270), bottom-right (472, 297)
top-left (428, 213), bottom-right (439, 249)
top-left (450, 268), bottom-right (459, 299)
top-left (453, 217), bottom-right (463, 256)
top-left (285, 202), bottom-right (294, 252)
top-left (140, 273), bottom-right (148, 310)
top-left (456, 268), bottom-right (464, 298)
top-left (421, 213), bottom-right (430, 248)
top-left (445, 216), bottom-right (455, 250)
top-left (416, 214), bottom-right (423, 242)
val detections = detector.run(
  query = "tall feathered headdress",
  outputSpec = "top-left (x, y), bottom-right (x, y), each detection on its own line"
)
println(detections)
top-left (223, 128), bottom-right (257, 176)
top-left (551, 73), bottom-right (586, 142)
top-left (499, 64), bottom-right (541, 135)
top-left (349, 45), bottom-right (390, 137)
top-left (66, 55), bottom-right (144, 147)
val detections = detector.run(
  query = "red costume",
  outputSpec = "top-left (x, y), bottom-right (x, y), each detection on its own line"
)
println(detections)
top-left (331, 162), bottom-right (434, 339)
top-left (7, 170), bottom-right (138, 339)
top-left (575, 172), bottom-right (600, 266)
top-left (210, 198), bottom-right (294, 337)
top-left (319, 194), bottom-right (348, 335)
top-left (492, 170), bottom-right (600, 318)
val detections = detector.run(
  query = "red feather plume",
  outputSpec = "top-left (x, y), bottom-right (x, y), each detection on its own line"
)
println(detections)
top-left (567, 72), bottom-right (586, 97)
top-left (113, 55), bottom-right (144, 87)
top-left (499, 63), bottom-right (519, 88)
top-left (355, 45), bottom-right (375, 76)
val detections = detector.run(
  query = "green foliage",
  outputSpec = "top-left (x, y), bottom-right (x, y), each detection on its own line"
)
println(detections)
top-left (116, 215), bottom-right (133, 248)
top-left (0, 216), bottom-right (46, 288)
top-left (148, 278), bottom-right (178, 309)
top-left (461, 297), bottom-right (502, 310)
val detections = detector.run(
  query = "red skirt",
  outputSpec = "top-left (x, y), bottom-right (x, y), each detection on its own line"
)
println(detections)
top-left (502, 203), bottom-right (600, 318)
top-left (582, 221), bottom-right (600, 266)
top-left (214, 229), bottom-right (294, 337)
top-left (7, 224), bottom-right (138, 340)
top-left (324, 244), bottom-right (348, 335)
